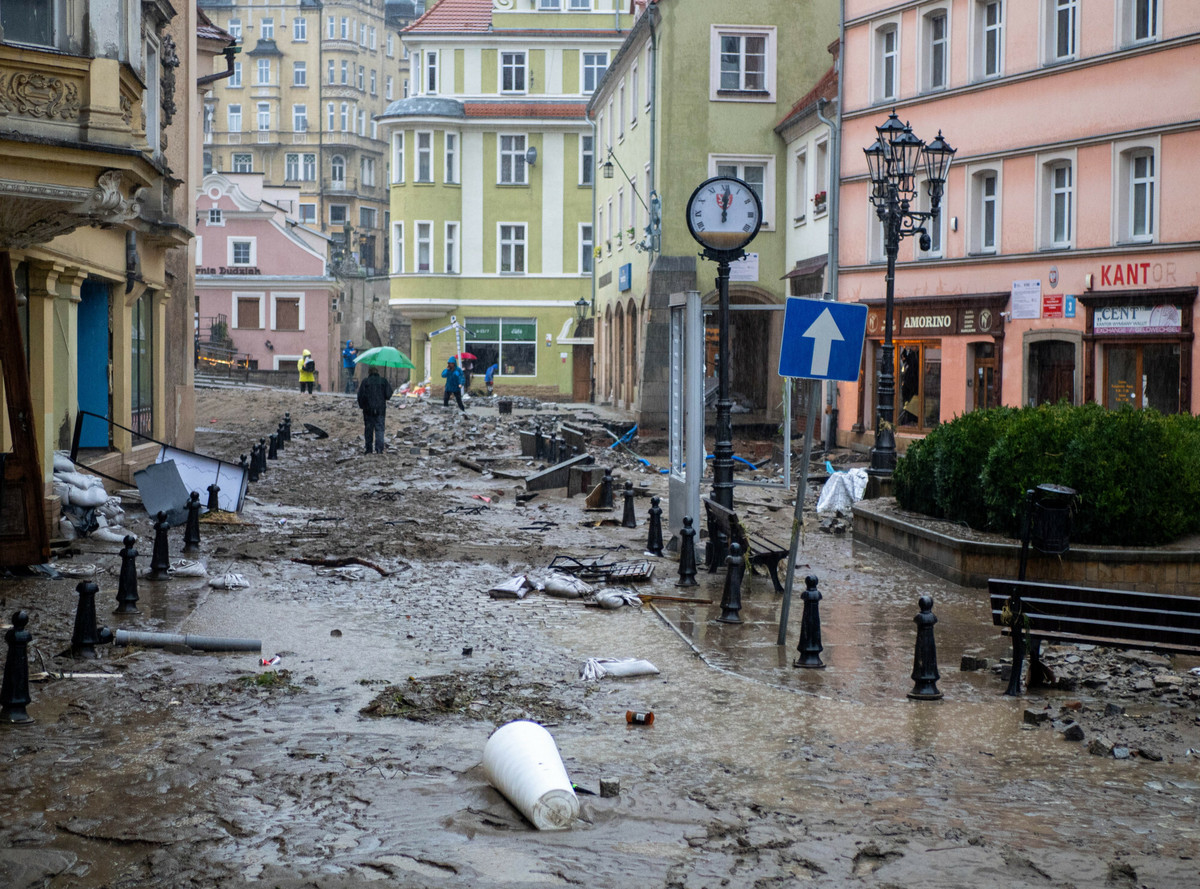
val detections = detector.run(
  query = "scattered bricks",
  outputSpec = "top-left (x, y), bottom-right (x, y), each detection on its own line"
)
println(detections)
top-left (1105, 703), bottom-right (1126, 717)
top-left (1137, 747), bottom-right (1163, 761)
top-left (1088, 736), bottom-right (1115, 756)
top-left (1061, 700), bottom-right (1083, 711)
top-left (1153, 673), bottom-right (1183, 688)
top-left (1113, 746), bottom-right (1132, 760)
top-left (1024, 709), bottom-right (1051, 726)
top-left (1063, 723), bottom-right (1085, 742)
top-left (960, 654), bottom-right (989, 672)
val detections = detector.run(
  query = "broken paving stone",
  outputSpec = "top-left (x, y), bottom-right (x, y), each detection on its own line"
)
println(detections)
top-left (1113, 746), bottom-right (1132, 760)
top-left (1088, 736), bottom-right (1115, 757)
top-left (960, 654), bottom-right (989, 672)
top-left (1063, 723), bottom-right (1085, 742)
top-left (1137, 747), bottom-right (1163, 761)
top-left (1133, 678), bottom-right (1155, 692)
top-left (1023, 709), bottom-right (1051, 726)
top-left (1105, 703), bottom-right (1126, 717)
top-left (1153, 673), bottom-right (1183, 688)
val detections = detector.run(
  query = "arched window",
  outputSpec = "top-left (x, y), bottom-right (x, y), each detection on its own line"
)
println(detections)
top-left (331, 155), bottom-right (346, 187)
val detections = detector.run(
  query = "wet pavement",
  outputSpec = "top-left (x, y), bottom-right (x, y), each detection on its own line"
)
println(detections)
top-left (2, 387), bottom-right (1199, 888)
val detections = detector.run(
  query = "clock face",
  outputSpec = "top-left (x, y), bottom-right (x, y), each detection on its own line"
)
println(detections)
top-left (686, 176), bottom-right (763, 253)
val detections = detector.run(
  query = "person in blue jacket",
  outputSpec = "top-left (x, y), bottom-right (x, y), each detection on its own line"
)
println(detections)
top-left (441, 357), bottom-right (466, 411)
top-left (485, 362), bottom-right (499, 396)
top-left (341, 340), bottom-right (358, 392)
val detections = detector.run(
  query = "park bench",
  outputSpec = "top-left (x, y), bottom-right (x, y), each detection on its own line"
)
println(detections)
top-left (702, 497), bottom-right (789, 593)
top-left (989, 578), bottom-right (1200, 689)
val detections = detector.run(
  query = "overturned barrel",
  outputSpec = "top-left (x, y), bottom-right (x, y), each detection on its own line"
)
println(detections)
top-left (482, 720), bottom-right (579, 830)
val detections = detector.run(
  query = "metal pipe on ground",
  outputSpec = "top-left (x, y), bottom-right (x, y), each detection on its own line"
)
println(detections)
top-left (114, 630), bottom-right (261, 652)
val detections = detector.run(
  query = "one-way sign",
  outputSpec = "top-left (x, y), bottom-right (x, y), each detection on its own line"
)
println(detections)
top-left (777, 297), bottom-right (867, 382)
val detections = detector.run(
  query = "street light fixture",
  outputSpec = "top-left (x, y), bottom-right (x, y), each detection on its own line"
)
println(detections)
top-left (863, 111), bottom-right (955, 479)
top-left (574, 296), bottom-right (590, 323)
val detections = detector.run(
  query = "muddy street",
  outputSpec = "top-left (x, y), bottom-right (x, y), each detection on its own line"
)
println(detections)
top-left (3, 386), bottom-right (1199, 889)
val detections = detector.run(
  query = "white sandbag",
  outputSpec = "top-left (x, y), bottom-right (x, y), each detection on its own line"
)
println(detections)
top-left (57, 470), bottom-right (103, 491)
top-left (67, 485), bottom-right (109, 508)
top-left (542, 572), bottom-right (593, 598)
top-left (579, 657), bottom-right (660, 681)
top-left (58, 517), bottom-right (78, 540)
top-left (53, 481), bottom-right (71, 508)
top-left (209, 573), bottom-right (250, 590)
top-left (588, 588), bottom-right (642, 610)
top-left (482, 721), bottom-right (578, 831)
top-left (92, 526), bottom-right (132, 544)
top-left (96, 498), bottom-right (125, 520)
top-left (53, 452), bottom-right (74, 473)
top-left (488, 575), bottom-right (532, 599)
top-left (168, 559), bottom-right (207, 577)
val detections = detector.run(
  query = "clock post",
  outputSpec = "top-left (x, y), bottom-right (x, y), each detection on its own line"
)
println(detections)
top-left (685, 177), bottom-right (763, 513)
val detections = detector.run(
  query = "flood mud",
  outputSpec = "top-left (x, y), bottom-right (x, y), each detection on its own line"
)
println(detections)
top-left (1, 387), bottom-right (1197, 888)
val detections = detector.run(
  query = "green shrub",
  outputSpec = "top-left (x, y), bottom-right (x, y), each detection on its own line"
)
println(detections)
top-left (895, 403), bottom-right (1200, 546)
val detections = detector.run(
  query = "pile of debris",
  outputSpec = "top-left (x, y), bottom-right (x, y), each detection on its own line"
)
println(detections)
top-left (51, 452), bottom-right (134, 543)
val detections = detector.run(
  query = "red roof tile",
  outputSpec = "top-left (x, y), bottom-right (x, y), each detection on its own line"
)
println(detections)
top-left (405, 0), bottom-right (493, 34)
top-left (777, 66), bottom-right (838, 130)
top-left (464, 101), bottom-right (589, 120)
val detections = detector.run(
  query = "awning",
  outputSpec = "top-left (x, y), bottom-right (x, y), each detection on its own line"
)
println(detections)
top-left (782, 254), bottom-right (828, 280)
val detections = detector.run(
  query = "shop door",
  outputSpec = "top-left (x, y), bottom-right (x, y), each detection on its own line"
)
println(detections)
top-left (76, 279), bottom-right (111, 447)
top-left (572, 344), bottom-right (592, 402)
top-left (1030, 340), bottom-right (1075, 405)
top-left (1104, 343), bottom-right (1180, 412)
top-left (972, 343), bottom-right (999, 412)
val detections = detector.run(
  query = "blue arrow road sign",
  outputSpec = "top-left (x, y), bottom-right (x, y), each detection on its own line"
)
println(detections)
top-left (777, 297), bottom-right (868, 382)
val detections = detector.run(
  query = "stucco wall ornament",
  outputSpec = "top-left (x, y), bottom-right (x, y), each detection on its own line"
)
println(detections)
top-left (79, 171), bottom-right (147, 225)
top-left (161, 33), bottom-right (179, 126)
top-left (0, 71), bottom-right (81, 120)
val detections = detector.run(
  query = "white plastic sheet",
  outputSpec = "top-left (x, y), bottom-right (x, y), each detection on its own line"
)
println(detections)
top-left (816, 467), bottom-right (869, 517)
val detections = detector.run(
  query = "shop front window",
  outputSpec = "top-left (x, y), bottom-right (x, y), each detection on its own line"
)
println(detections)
top-left (1104, 343), bottom-right (1179, 412)
top-left (888, 341), bottom-right (941, 430)
top-left (465, 317), bottom-right (537, 377)
top-left (131, 292), bottom-right (154, 440)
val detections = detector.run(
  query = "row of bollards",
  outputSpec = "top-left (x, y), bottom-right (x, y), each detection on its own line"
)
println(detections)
top-left (242, 413), bottom-right (292, 485)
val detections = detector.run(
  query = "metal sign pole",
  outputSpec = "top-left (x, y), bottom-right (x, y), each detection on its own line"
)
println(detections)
top-left (777, 377), bottom-right (820, 646)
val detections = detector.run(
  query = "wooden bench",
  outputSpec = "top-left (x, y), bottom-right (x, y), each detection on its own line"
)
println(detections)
top-left (989, 578), bottom-right (1200, 690)
top-left (702, 497), bottom-right (790, 593)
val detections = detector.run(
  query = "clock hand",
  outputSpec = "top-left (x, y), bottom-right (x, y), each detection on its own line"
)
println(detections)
top-left (720, 185), bottom-right (731, 223)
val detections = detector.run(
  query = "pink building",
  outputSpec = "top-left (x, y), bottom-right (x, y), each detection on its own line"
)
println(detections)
top-left (195, 173), bottom-right (340, 389)
top-left (836, 1), bottom-right (1200, 454)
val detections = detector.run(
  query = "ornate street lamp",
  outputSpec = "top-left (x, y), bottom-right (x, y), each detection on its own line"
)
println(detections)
top-left (864, 111), bottom-right (955, 478)
top-left (574, 296), bottom-right (590, 323)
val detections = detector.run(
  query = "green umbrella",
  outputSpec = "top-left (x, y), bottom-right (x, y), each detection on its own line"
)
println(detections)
top-left (354, 346), bottom-right (416, 369)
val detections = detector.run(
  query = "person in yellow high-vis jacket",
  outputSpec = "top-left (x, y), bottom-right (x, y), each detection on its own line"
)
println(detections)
top-left (298, 349), bottom-right (316, 394)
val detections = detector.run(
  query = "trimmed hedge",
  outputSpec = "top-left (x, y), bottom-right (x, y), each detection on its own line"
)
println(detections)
top-left (894, 403), bottom-right (1200, 546)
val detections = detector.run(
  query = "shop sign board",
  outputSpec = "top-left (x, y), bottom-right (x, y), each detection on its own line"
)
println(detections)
top-left (1093, 304), bottom-right (1181, 334)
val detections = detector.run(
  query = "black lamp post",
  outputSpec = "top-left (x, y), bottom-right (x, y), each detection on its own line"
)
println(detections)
top-left (863, 112), bottom-right (955, 478)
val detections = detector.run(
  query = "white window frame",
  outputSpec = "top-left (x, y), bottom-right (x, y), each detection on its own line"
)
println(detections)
top-left (1120, 0), bottom-right (1160, 46)
top-left (617, 188), bottom-right (625, 249)
top-left (499, 133), bottom-right (528, 185)
top-left (972, 0), bottom-right (1005, 81)
top-left (1043, 0), bottom-right (1078, 65)
top-left (580, 223), bottom-right (593, 274)
top-left (331, 154), bottom-right (346, 187)
top-left (361, 156), bottom-right (376, 188)
top-left (293, 61), bottom-right (307, 87)
top-left (416, 221), bottom-right (433, 273)
top-left (260, 18), bottom-right (274, 40)
top-left (232, 152), bottom-right (252, 173)
top-left (285, 153), bottom-right (301, 181)
top-left (501, 51), bottom-right (527, 94)
top-left (618, 80), bottom-right (626, 139)
top-left (630, 64), bottom-right (639, 127)
top-left (570, 0), bottom-right (591, 9)
top-left (444, 132), bottom-right (459, 184)
top-left (793, 147), bottom-right (808, 225)
top-left (387, 34), bottom-right (395, 57)
top-left (708, 154), bottom-right (776, 230)
top-left (392, 221), bottom-right (405, 273)
top-left (329, 204), bottom-right (348, 228)
top-left (327, 16), bottom-right (335, 40)
top-left (921, 5), bottom-right (951, 93)
top-left (710, 25), bottom-right (776, 102)
top-left (392, 132), bottom-right (405, 183)
top-left (357, 65), bottom-right (365, 91)
top-left (233, 292), bottom-right (264, 330)
top-left (293, 104), bottom-right (307, 133)
top-left (326, 102), bottom-right (335, 130)
top-left (873, 19), bottom-right (901, 104)
top-left (302, 153), bottom-right (316, 181)
top-left (228, 237), bottom-right (257, 267)
top-left (540, 0), bottom-right (561, 9)
top-left (270, 292), bottom-right (305, 332)
top-left (498, 223), bottom-right (527, 274)
top-left (370, 69), bottom-right (377, 95)
top-left (1114, 139), bottom-right (1159, 244)
top-left (229, 20), bottom-right (241, 41)
top-left (915, 176), bottom-right (947, 260)
top-left (445, 221), bottom-right (460, 273)
top-left (1037, 150), bottom-right (1076, 250)
top-left (256, 102), bottom-right (270, 133)
top-left (227, 104), bottom-right (242, 133)
top-left (386, 76), bottom-right (394, 100)
top-left (293, 17), bottom-right (307, 42)
top-left (582, 51), bottom-right (608, 94)
top-left (644, 45), bottom-right (653, 106)
top-left (230, 61), bottom-right (242, 88)
top-left (968, 165), bottom-right (1001, 255)
top-left (415, 131), bottom-right (434, 182)
top-left (207, 207), bottom-right (224, 226)
top-left (257, 59), bottom-right (271, 86)
top-left (580, 133), bottom-right (594, 186)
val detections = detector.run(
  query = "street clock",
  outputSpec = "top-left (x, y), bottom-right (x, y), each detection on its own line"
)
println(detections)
top-left (685, 176), bottom-right (762, 256)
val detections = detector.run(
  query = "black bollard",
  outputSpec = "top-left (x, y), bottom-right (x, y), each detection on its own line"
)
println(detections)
top-left (794, 575), bottom-right (825, 668)
top-left (147, 511), bottom-right (172, 580)
top-left (908, 595), bottom-right (943, 700)
top-left (183, 491), bottom-right (202, 554)
top-left (247, 446), bottom-right (260, 483)
top-left (283, 412), bottom-right (292, 442)
top-left (600, 468), bottom-right (614, 510)
top-left (717, 542), bottom-right (745, 624)
top-left (276, 422), bottom-right (287, 449)
top-left (646, 496), bottom-right (664, 556)
top-left (548, 432), bottom-right (558, 463)
top-left (676, 516), bottom-right (698, 587)
top-left (0, 611), bottom-right (34, 724)
top-left (71, 581), bottom-right (112, 658)
top-left (257, 438), bottom-right (268, 473)
top-left (207, 483), bottom-right (221, 512)
top-left (621, 481), bottom-right (637, 528)
top-left (534, 425), bottom-right (544, 460)
top-left (268, 432), bottom-right (278, 460)
top-left (239, 453), bottom-right (248, 472)
top-left (114, 534), bottom-right (141, 614)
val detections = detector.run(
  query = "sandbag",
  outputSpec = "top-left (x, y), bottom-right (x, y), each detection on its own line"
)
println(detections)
top-left (542, 572), bottom-right (593, 598)
top-left (816, 467), bottom-right (869, 517)
top-left (579, 657), bottom-right (660, 681)
top-left (67, 485), bottom-right (109, 508)
top-left (53, 452), bottom-right (74, 473)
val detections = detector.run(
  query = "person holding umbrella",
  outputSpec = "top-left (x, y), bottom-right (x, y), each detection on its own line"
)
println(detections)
top-left (442, 357), bottom-right (466, 412)
top-left (353, 346), bottom-right (413, 453)
top-left (459, 352), bottom-right (477, 392)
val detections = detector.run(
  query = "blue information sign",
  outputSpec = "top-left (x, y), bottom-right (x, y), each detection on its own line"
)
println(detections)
top-left (777, 297), bottom-right (868, 382)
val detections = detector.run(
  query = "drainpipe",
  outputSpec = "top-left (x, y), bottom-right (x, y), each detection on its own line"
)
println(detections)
top-left (197, 43), bottom-right (239, 87)
top-left (647, 7), bottom-right (658, 254)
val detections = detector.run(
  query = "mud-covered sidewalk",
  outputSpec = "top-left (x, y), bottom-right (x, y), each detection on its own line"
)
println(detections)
top-left (2, 386), bottom-right (1199, 889)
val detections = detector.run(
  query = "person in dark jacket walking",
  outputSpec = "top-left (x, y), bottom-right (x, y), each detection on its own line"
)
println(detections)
top-left (441, 357), bottom-right (466, 412)
top-left (356, 366), bottom-right (394, 453)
